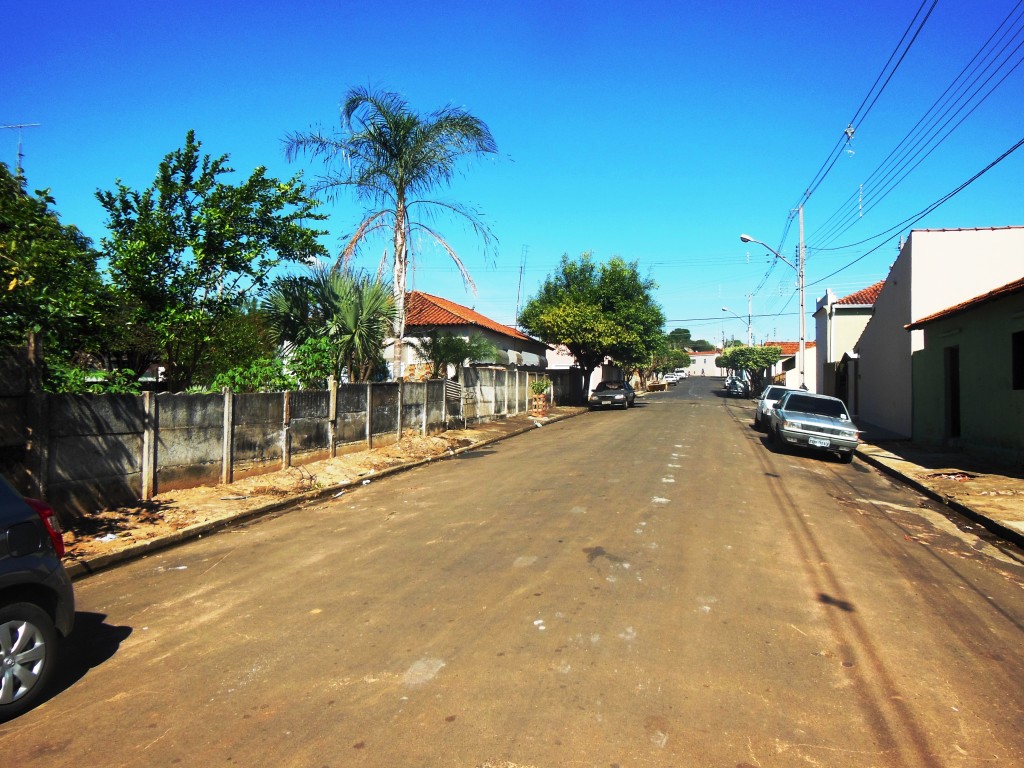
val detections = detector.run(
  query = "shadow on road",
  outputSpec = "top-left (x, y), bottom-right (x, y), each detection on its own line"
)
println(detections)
top-left (45, 612), bottom-right (133, 705)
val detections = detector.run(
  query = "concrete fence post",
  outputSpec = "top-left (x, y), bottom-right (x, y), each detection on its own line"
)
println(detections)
top-left (397, 379), bottom-right (404, 442)
top-left (142, 391), bottom-right (156, 500)
top-left (281, 390), bottom-right (291, 470)
top-left (221, 388), bottom-right (234, 485)
top-left (421, 382), bottom-right (428, 435)
top-left (366, 382), bottom-right (373, 449)
top-left (328, 376), bottom-right (337, 458)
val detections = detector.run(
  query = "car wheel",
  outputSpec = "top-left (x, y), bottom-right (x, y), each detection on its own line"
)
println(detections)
top-left (838, 451), bottom-right (855, 464)
top-left (753, 414), bottom-right (761, 431)
top-left (0, 602), bottom-right (60, 721)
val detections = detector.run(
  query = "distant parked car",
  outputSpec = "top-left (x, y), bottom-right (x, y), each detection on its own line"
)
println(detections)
top-left (768, 391), bottom-right (860, 463)
top-left (753, 385), bottom-right (798, 430)
top-left (726, 378), bottom-right (750, 398)
top-left (589, 380), bottom-right (636, 410)
top-left (0, 477), bottom-right (75, 721)
top-left (663, 373), bottom-right (678, 385)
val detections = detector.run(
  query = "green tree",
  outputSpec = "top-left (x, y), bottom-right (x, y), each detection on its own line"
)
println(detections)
top-left (519, 253), bottom-right (665, 398)
top-left (285, 87), bottom-right (498, 371)
top-left (263, 267), bottom-right (398, 382)
top-left (718, 344), bottom-right (782, 391)
top-left (406, 329), bottom-right (498, 380)
top-left (96, 131), bottom-right (328, 391)
top-left (0, 162), bottom-right (104, 356)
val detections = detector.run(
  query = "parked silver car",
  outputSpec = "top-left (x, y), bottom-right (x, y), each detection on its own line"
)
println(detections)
top-left (753, 385), bottom-right (798, 430)
top-left (768, 391), bottom-right (860, 463)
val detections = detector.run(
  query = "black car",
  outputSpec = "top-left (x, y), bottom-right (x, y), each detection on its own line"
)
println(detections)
top-left (0, 477), bottom-right (75, 720)
top-left (588, 380), bottom-right (636, 410)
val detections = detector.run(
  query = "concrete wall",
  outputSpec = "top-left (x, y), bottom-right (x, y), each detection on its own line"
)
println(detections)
top-left (157, 393), bottom-right (225, 490)
top-left (911, 289), bottom-right (1024, 464)
top-left (6, 369), bottom-right (557, 517)
top-left (856, 227), bottom-right (1024, 437)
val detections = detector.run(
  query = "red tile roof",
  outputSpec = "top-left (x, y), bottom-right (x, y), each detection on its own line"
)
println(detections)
top-left (761, 341), bottom-right (817, 356)
top-left (836, 280), bottom-right (884, 306)
top-left (906, 275), bottom-right (1024, 329)
top-left (404, 291), bottom-right (534, 342)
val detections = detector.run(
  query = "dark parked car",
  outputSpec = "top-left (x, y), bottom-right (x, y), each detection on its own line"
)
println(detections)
top-left (588, 380), bottom-right (635, 410)
top-left (0, 477), bottom-right (75, 720)
top-left (768, 391), bottom-right (860, 463)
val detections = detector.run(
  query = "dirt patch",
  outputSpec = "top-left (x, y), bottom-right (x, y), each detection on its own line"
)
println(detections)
top-left (60, 424), bottom-right (508, 566)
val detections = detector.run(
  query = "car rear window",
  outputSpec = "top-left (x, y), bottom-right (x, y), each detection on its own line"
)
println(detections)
top-left (597, 382), bottom-right (624, 390)
top-left (765, 387), bottom-right (790, 400)
top-left (782, 395), bottom-right (849, 418)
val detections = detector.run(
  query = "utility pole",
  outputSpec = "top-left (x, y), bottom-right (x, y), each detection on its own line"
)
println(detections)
top-left (2, 123), bottom-right (41, 175)
top-left (798, 205), bottom-right (806, 389)
top-left (746, 294), bottom-right (753, 346)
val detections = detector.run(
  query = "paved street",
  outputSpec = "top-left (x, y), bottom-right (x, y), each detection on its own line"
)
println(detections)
top-left (2, 377), bottom-right (1022, 767)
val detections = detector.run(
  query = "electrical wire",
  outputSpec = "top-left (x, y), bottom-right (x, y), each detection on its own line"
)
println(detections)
top-left (809, 1), bottom-right (1024, 249)
top-left (796, 0), bottom-right (938, 209)
top-left (806, 132), bottom-right (1024, 287)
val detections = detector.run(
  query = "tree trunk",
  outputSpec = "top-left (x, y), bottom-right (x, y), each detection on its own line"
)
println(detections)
top-left (391, 201), bottom-right (408, 378)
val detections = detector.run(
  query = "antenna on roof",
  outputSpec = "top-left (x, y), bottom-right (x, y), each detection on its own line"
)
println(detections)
top-left (2, 123), bottom-right (41, 176)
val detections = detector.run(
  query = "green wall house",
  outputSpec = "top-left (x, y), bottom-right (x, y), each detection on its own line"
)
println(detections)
top-left (908, 276), bottom-right (1024, 465)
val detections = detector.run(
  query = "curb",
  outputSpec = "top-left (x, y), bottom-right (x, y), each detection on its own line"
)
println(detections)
top-left (66, 408), bottom-right (587, 580)
top-left (855, 449), bottom-right (1024, 550)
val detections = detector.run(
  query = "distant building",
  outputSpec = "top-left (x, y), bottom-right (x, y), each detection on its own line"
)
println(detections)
top-left (761, 341), bottom-right (818, 391)
top-left (814, 281), bottom-right (884, 405)
top-left (396, 291), bottom-right (549, 379)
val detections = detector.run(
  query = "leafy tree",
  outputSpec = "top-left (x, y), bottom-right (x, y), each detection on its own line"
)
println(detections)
top-left (0, 162), bottom-right (104, 356)
top-left (211, 356), bottom-right (296, 393)
top-left (718, 345), bottom-right (782, 391)
top-left (406, 329), bottom-right (498, 380)
top-left (519, 253), bottom-right (665, 398)
top-left (285, 87), bottom-right (498, 371)
top-left (96, 131), bottom-right (328, 391)
top-left (263, 267), bottom-right (398, 382)
top-left (665, 327), bottom-right (713, 352)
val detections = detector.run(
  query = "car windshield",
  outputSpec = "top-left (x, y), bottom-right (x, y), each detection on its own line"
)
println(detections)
top-left (781, 395), bottom-right (849, 419)
top-left (764, 386), bottom-right (790, 400)
top-left (596, 381), bottom-right (625, 391)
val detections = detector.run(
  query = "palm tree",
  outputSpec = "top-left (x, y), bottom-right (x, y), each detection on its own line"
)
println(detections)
top-left (406, 329), bottom-right (499, 381)
top-left (263, 267), bottom-right (397, 382)
top-left (284, 87), bottom-right (498, 373)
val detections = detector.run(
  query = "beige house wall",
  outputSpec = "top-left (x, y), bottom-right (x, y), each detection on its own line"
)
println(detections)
top-left (855, 227), bottom-right (1024, 437)
top-left (814, 290), bottom-right (873, 394)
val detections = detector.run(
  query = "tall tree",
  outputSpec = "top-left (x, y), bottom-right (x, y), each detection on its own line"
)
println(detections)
top-left (519, 253), bottom-right (665, 398)
top-left (96, 131), bottom-right (328, 390)
top-left (263, 267), bottom-right (398, 382)
top-left (0, 162), bottom-right (103, 355)
top-left (284, 87), bottom-right (498, 372)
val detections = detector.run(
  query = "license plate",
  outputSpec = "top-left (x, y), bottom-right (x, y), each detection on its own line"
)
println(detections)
top-left (809, 437), bottom-right (831, 448)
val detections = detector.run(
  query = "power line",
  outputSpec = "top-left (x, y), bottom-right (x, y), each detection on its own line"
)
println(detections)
top-left (806, 132), bottom-right (1024, 287)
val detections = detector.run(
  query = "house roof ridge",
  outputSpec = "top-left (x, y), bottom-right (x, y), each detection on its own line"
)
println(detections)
top-left (405, 290), bottom-right (534, 342)
top-left (836, 280), bottom-right (885, 306)
top-left (906, 274), bottom-right (1024, 329)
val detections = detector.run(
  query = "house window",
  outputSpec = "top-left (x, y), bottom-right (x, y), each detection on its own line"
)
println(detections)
top-left (1014, 330), bottom-right (1024, 390)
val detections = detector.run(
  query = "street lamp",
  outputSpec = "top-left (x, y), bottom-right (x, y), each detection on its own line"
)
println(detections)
top-left (740, 207), bottom-right (806, 388)
top-left (722, 303), bottom-right (752, 346)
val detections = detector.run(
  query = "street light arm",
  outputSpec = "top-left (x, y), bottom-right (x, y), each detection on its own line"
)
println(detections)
top-left (738, 233), bottom-right (794, 270)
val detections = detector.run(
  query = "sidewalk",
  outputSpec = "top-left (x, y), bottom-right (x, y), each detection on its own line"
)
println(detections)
top-left (856, 440), bottom-right (1024, 549)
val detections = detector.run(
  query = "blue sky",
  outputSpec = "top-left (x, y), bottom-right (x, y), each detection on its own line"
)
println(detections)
top-left (6, 1), bottom-right (1023, 347)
